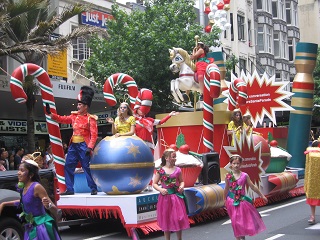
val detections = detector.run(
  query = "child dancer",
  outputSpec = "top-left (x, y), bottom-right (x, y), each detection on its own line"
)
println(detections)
top-left (224, 154), bottom-right (268, 240)
top-left (153, 148), bottom-right (189, 240)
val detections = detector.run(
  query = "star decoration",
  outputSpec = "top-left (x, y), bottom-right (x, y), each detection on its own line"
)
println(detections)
top-left (223, 70), bottom-right (294, 127)
top-left (128, 174), bottom-right (143, 188)
top-left (125, 142), bottom-right (140, 158)
top-left (223, 130), bottom-right (264, 198)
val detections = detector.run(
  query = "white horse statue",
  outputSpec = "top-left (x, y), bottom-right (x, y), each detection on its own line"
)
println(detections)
top-left (169, 47), bottom-right (201, 104)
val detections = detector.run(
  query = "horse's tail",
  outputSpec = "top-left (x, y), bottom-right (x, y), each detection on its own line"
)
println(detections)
top-left (103, 73), bottom-right (139, 109)
top-left (228, 78), bottom-right (248, 111)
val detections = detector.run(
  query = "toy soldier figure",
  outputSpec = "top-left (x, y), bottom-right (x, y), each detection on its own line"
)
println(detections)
top-left (46, 86), bottom-right (98, 195)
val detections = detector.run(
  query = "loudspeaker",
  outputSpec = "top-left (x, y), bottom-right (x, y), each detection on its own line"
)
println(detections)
top-left (200, 152), bottom-right (221, 185)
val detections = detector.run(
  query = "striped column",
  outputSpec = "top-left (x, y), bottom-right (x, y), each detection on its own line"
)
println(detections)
top-left (287, 42), bottom-right (318, 168)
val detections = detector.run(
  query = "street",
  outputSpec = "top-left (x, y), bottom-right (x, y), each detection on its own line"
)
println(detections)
top-left (59, 195), bottom-right (320, 239)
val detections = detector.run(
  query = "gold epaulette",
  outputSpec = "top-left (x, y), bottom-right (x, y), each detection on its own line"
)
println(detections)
top-left (88, 114), bottom-right (98, 120)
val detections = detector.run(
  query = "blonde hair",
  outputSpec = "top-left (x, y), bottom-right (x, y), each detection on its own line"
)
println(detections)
top-left (117, 102), bottom-right (133, 123)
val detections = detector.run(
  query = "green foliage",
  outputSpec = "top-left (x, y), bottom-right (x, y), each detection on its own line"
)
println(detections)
top-left (313, 47), bottom-right (320, 120)
top-left (86, 0), bottom-right (220, 111)
top-left (225, 54), bottom-right (238, 81)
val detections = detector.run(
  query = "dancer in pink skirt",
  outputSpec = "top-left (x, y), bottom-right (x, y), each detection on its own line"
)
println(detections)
top-left (224, 154), bottom-right (268, 240)
top-left (153, 148), bottom-right (189, 240)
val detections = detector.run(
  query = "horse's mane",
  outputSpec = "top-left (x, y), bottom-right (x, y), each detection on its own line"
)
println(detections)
top-left (174, 48), bottom-right (196, 71)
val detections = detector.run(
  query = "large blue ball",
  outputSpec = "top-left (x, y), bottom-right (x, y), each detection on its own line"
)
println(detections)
top-left (90, 136), bottom-right (154, 195)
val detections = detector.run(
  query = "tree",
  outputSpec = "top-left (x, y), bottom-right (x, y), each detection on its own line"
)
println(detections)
top-left (1, 0), bottom-right (107, 153)
top-left (313, 47), bottom-right (320, 122)
top-left (86, 0), bottom-right (220, 111)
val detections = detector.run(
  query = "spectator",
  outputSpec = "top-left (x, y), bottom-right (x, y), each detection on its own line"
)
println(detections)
top-left (0, 148), bottom-right (9, 170)
top-left (14, 146), bottom-right (24, 170)
top-left (45, 145), bottom-right (55, 171)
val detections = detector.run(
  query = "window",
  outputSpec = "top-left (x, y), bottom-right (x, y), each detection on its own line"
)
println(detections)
top-left (293, 3), bottom-right (298, 26)
top-left (71, 25), bottom-right (91, 61)
top-left (276, 72), bottom-right (281, 82)
top-left (266, 26), bottom-right (272, 53)
top-left (274, 32), bottom-right (280, 57)
top-left (239, 58), bottom-right (247, 74)
top-left (248, 20), bottom-right (252, 45)
top-left (272, 1), bottom-right (278, 18)
top-left (281, 32), bottom-right (287, 59)
top-left (257, 25), bottom-right (264, 51)
top-left (230, 13), bottom-right (234, 41)
top-left (288, 38), bottom-right (293, 61)
top-left (266, 0), bottom-right (272, 13)
top-left (286, 1), bottom-right (291, 24)
top-left (237, 15), bottom-right (245, 41)
top-left (279, 0), bottom-right (285, 20)
top-left (257, 0), bottom-right (262, 9)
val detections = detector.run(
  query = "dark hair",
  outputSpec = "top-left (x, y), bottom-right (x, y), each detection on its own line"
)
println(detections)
top-left (198, 42), bottom-right (209, 54)
top-left (15, 146), bottom-right (24, 154)
top-left (160, 148), bottom-right (175, 166)
top-left (231, 110), bottom-right (243, 127)
top-left (21, 161), bottom-right (41, 183)
top-left (229, 154), bottom-right (243, 163)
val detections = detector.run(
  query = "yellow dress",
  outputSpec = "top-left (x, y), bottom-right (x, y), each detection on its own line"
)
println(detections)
top-left (115, 116), bottom-right (135, 134)
top-left (227, 121), bottom-right (247, 146)
top-left (304, 147), bottom-right (320, 206)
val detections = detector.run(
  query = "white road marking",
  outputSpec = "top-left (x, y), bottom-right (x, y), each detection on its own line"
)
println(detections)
top-left (265, 234), bottom-right (285, 239)
top-left (305, 223), bottom-right (320, 230)
top-left (83, 232), bottom-right (121, 240)
top-left (259, 198), bottom-right (306, 214)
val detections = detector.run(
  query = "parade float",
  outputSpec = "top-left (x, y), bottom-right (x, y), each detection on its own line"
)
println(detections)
top-left (9, 40), bottom-right (318, 237)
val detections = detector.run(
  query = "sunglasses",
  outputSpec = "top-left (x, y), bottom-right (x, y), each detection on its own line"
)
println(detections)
top-left (120, 106), bottom-right (127, 109)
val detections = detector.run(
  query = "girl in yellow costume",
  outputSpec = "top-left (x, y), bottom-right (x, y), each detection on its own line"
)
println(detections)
top-left (227, 109), bottom-right (246, 146)
top-left (304, 140), bottom-right (320, 225)
top-left (106, 102), bottom-right (136, 137)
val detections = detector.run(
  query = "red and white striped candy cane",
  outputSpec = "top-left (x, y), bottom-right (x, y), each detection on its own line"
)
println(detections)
top-left (10, 63), bottom-right (66, 192)
top-left (203, 63), bottom-right (221, 152)
top-left (228, 78), bottom-right (248, 111)
top-left (103, 73), bottom-right (139, 109)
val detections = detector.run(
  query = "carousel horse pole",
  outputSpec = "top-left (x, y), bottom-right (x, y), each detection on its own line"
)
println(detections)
top-left (287, 42), bottom-right (318, 168)
top-left (10, 63), bottom-right (66, 192)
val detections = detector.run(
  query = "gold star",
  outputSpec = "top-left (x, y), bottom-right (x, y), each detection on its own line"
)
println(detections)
top-left (128, 174), bottom-right (143, 187)
top-left (125, 142), bottom-right (140, 158)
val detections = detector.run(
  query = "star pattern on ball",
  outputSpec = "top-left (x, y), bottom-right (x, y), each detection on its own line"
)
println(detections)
top-left (125, 142), bottom-right (140, 158)
top-left (128, 174), bottom-right (143, 187)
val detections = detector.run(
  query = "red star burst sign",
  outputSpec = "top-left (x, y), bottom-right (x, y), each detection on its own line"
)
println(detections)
top-left (223, 70), bottom-right (294, 127)
top-left (223, 130), bottom-right (264, 197)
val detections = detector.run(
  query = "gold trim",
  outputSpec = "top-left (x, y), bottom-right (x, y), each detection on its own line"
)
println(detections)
top-left (90, 162), bottom-right (155, 170)
top-left (291, 97), bottom-right (313, 108)
top-left (295, 52), bottom-right (317, 58)
top-left (156, 112), bottom-right (203, 128)
top-left (292, 88), bottom-right (314, 94)
top-left (290, 110), bottom-right (313, 115)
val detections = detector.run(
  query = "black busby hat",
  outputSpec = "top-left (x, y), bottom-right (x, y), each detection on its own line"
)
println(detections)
top-left (77, 86), bottom-right (94, 107)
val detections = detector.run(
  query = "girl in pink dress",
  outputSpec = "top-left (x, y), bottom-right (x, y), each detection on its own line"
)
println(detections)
top-left (153, 148), bottom-right (190, 240)
top-left (224, 154), bottom-right (268, 240)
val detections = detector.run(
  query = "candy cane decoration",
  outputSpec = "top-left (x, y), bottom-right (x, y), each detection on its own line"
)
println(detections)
top-left (228, 78), bottom-right (248, 111)
top-left (203, 63), bottom-right (221, 152)
top-left (103, 73), bottom-right (139, 109)
top-left (10, 63), bottom-right (66, 192)
top-left (134, 88), bottom-right (153, 115)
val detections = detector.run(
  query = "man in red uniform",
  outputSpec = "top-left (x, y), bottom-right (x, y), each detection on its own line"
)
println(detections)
top-left (46, 86), bottom-right (98, 195)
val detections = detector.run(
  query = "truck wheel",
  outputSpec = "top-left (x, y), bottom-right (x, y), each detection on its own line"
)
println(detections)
top-left (0, 217), bottom-right (24, 240)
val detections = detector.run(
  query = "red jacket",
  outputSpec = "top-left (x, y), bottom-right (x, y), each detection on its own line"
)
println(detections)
top-left (52, 111), bottom-right (98, 149)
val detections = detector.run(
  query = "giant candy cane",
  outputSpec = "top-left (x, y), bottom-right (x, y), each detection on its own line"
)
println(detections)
top-left (203, 63), bottom-right (221, 152)
top-left (103, 73), bottom-right (139, 109)
top-left (228, 78), bottom-right (248, 111)
top-left (10, 63), bottom-right (66, 192)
